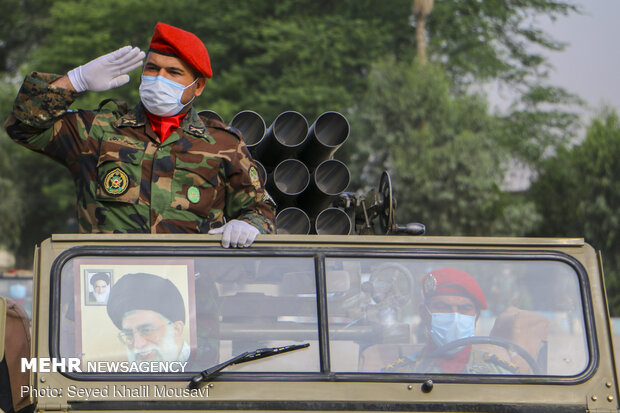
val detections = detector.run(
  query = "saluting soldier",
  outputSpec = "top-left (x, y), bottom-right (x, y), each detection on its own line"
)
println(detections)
top-left (4, 22), bottom-right (275, 248)
top-left (384, 267), bottom-right (518, 374)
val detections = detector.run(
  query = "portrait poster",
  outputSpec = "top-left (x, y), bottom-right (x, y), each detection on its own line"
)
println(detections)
top-left (83, 269), bottom-right (113, 306)
top-left (73, 258), bottom-right (196, 368)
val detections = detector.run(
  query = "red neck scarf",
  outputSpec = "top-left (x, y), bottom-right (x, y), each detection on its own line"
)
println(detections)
top-left (436, 346), bottom-right (472, 373)
top-left (146, 112), bottom-right (188, 143)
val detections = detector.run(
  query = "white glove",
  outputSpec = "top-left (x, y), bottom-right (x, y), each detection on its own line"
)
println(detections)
top-left (67, 46), bottom-right (145, 92)
top-left (208, 220), bottom-right (260, 248)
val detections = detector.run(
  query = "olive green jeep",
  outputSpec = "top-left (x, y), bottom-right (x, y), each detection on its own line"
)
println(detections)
top-left (2, 232), bottom-right (619, 413)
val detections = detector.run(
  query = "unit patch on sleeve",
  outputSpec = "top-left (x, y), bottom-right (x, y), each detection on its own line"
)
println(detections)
top-left (249, 166), bottom-right (261, 189)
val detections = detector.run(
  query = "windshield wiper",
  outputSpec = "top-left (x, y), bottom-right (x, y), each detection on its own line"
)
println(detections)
top-left (188, 343), bottom-right (310, 389)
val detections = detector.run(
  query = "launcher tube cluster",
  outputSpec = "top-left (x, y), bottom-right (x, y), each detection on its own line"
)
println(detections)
top-left (206, 109), bottom-right (351, 234)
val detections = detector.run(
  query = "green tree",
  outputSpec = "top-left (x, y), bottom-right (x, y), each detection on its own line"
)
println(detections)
top-left (343, 58), bottom-right (540, 236)
top-left (32, 0), bottom-right (414, 121)
top-left (0, 76), bottom-right (27, 256)
top-left (22, 0), bottom-right (583, 156)
top-left (3, 0), bottom-right (417, 265)
top-left (0, 74), bottom-right (76, 265)
top-left (428, 0), bottom-right (577, 85)
top-left (0, 0), bottom-right (64, 265)
top-left (1, 108), bottom-right (76, 267)
top-left (529, 110), bottom-right (620, 314)
top-left (426, 0), bottom-right (582, 164)
top-left (0, 0), bottom-right (54, 72)
top-left (0, 119), bottom-right (22, 252)
top-left (0, 0), bottom-right (582, 266)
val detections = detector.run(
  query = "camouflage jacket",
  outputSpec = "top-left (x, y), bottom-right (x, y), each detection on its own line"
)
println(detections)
top-left (4, 72), bottom-right (275, 234)
top-left (383, 346), bottom-right (518, 374)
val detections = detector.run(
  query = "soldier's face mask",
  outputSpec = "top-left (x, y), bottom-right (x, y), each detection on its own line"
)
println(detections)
top-left (139, 75), bottom-right (198, 117)
top-left (429, 311), bottom-right (476, 348)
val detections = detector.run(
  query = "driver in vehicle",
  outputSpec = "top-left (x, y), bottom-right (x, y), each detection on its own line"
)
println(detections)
top-left (106, 273), bottom-right (190, 363)
top-left (384, 267), bottom-right (517, 374)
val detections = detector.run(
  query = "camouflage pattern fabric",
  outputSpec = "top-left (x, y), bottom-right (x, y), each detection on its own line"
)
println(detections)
top-left (383, 347), bottom-right (518, 374)
top-left (4, 72), bottom-right (275, 234)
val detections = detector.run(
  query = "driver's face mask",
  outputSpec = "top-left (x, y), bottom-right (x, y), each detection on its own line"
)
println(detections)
top-left (139, 75), bottom-right (198, 117)
top-left (429, 312), bottom-right (476, 349)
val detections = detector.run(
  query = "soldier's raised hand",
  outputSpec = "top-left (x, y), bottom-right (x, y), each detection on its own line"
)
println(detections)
top-left (67, 46), bottom-right (145, 92)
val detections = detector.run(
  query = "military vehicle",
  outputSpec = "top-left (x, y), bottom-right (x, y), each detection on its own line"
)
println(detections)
top-left (0, 226), bottom-right (616, 413)
top-left (1, 110), bottom-right (619, 412)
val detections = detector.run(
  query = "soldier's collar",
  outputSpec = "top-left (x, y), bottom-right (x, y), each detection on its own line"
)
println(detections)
top-left (115, 105), bottom-right (214, 142)
top-left (180, 107), bottom-right (214, 141)
top-left (115, 103), bottom-right (149, 128)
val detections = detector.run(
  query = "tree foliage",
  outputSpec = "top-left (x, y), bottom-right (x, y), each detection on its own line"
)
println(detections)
top-left (0, 133), bottom-right (22, 251)
top-left (529, 110), bottom-right (620, 314)
top-left (428, 0), bottom-right (577, 87)
top-left (427, 0), bottom-right (583, 166)
top-left (343, 58), bottom-right (541, 236)
top-left (0, 0), bottom-right (584, 267)
top-left (0, 0), bottom-right (54, 72)
top-left (0, 76), bottom-right (24, 252)
top-left (0, 75), bottom-right (76, 264)
top-left (32, 0), bottom-right (414, 121)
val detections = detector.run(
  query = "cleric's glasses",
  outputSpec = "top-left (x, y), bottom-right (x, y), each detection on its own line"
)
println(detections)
top-left (118, 321), bottom-right (172, 345)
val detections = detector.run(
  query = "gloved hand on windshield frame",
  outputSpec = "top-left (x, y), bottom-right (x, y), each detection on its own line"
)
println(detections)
top-left (208, 220), bottom-right (261, 248)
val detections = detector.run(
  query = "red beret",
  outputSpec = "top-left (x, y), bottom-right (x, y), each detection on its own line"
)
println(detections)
top-left (149, 22), bottom-right (212, 78)
top-left (422, 267), bottom-right (487, 310)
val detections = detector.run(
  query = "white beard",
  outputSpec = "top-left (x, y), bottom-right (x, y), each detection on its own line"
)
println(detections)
top-left (127, 324), bottom-right (182, 363)
top-left (93, 289), bottom-right (109, 303)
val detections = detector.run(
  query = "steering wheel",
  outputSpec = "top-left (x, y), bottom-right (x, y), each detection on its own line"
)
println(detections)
top-left (367, 262), bottom-right (413, 306)
top-left (422, 336), bottom-right (542, 375)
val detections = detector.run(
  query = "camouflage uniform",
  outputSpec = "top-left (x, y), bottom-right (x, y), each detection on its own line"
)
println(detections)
top-left (4, 72), bottom-right (275, 234)
top-left (383, 347), bottom-right (518, 374)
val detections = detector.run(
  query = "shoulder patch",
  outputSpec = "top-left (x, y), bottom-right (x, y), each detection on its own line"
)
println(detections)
top-left (97, 98), bottom-right (129, 117)
top-left (482, 352), bottom-right (519, 373)
top-left (249, 166), bottom-right (261, 189)
top-left (202, 118), bottom-right (242, 141)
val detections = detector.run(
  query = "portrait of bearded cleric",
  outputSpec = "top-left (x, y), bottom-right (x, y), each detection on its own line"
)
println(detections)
top-left (106, 272), bottom-right (192, 363)
top-left (85, 271), bottom-right (112, 305)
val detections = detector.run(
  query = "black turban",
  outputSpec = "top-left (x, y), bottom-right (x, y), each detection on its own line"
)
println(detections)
top-left (90, 272), bottom-right (110, 286)
top-left (106, 273), bottom-right (185, 329)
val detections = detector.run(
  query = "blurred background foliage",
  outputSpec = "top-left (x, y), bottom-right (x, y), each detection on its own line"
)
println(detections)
top-left (2, 0), bottom-right (620, 313)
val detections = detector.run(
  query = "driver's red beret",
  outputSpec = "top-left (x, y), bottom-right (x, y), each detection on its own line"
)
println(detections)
top-left (422, 267), bottom-right (488, 310)
top-left (149, 22), bottom-right (212, 78)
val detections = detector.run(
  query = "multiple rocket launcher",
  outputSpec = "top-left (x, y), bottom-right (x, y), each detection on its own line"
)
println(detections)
top-left (199, 110), bottom-right (351, 234)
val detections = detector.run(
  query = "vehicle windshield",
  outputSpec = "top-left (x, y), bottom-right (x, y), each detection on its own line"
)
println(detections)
top-left (58, 255), bottom-right (318, 373)
top-left (326, 257), bottom-right (588, 376)
top-left (56, 252), bottom-right (589, 377)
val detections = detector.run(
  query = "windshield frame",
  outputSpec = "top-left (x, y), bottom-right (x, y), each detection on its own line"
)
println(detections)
top-left (48, 245), bottom-right (597, 384)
